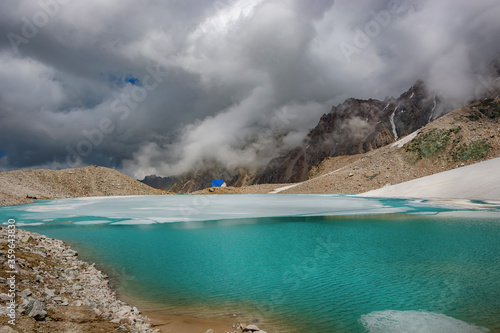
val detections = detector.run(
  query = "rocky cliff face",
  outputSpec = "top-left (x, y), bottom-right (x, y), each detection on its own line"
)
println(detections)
top-left (254, 81), bottom-right (442, 183)
top-left (141, 68), bottom-right (500, 192)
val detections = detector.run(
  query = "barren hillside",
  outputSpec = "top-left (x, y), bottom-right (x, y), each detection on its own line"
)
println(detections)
top-left (195, 99), bottom-right (500, 195)
top-left (280, 99), bottom-right (500, 194)
top-left (0, 165), bottom-right (169, 207)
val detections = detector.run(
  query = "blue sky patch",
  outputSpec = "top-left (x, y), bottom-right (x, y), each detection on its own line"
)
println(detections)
top-left (103, 73), bottom-right (141, 87)
top-left (125, 75), bottom-right (140, 85)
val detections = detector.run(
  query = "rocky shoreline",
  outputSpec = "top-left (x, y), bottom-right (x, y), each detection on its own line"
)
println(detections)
top-left (0, 226), bottom-right (271, 333)
top-left (0, 226), bottom-right (158, 333)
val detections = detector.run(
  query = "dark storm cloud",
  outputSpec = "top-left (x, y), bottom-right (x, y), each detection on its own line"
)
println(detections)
top-left (0, 0), bottom-right (499, 177)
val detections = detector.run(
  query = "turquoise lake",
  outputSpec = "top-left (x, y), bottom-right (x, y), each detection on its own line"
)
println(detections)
top-left (1, 194), bottom-right (500, 332)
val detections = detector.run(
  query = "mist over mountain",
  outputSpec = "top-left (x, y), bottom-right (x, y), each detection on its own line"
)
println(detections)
top-left (1, 1), bottom-right (500, 178)
top-left (141, 73), bottom-right (500, 192)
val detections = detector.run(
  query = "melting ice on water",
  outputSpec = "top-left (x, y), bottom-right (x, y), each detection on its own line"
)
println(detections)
top-left (0, 194), bottom-right (473, 226)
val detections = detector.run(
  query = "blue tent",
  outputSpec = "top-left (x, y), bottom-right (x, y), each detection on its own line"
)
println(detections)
top-left (212, 179), bottom-right (225, 187)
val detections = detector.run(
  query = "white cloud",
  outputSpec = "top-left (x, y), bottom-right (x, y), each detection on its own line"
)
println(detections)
top-left (1, 0), bottom-right (500, 175)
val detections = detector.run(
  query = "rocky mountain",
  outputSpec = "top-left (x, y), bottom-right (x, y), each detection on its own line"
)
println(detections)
top-left (143, 81), bottom-right (445, 191)
top-left (192, 98), bottom-right (500, 195)
top-left (139, 160), bottom-right (248, 193)
top-left (142, 65), bottom-right (500, 193)
top-left (254, 80), bottom-right (443, 184)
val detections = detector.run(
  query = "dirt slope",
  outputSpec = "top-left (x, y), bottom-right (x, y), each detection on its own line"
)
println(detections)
top-left (0, 165), bottom-right (169, 207)
top-left (278, 99), bottom-right (500, 194)
top-left (193, 99), bottom-right (500, 195)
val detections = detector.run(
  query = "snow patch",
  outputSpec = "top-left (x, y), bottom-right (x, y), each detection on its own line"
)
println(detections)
top-left (391, 130), bottom-right (419, 148)
top-left (360, 310), bottom-right (489, 333)
top-left (390, 105), bottom-right (399, 141)
top-left (429, 95), bottom-right (437, 122)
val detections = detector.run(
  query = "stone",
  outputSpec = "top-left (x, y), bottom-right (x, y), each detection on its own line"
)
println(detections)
top-left (0, 326), bottom-right (19, 333)
top-left (0, 306), bottom-right (8, 316)
top-left (21, 289), bottom-right (33, 298)
top-left (243, 324), bottom-right (261, 331)
top-left (0, 294), bottom-right (11, 301)
top-left (62, 249), bottom-right (78, 257)
top-left (21, 234), bottom-right (34, 243)
top-left (33, 250), bottom-right (47, 258)
top-left (44, 288), bottom-right (56, 298)
top-left (205, 330), bottom-right (214, 333)
top-left (72, 283), bottom-right (83, 291)
top-left (26, 299), bottom-right (47, 321)
top-left (52, 297), bottom-right (63, 303)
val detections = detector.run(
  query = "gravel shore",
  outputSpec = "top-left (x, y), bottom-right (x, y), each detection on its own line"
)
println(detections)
top-left (0, 226), bottom-right (159, 333)
top-left (0, 226), bottom-right (270, 333)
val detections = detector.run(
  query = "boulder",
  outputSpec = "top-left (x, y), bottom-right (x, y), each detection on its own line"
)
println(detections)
top-left (25, 299), bottom-right (47, 321)
top-left (62, 249), bottom-right (78, 257)
top-left (0, 326), bottom-right (19, 333)
top-left (21, 289), bottom-right (33, 298)
top-left (0, 294), bottom-right (11, 301)
top-left (44, 288), bottom-right (56, 298)
top-left (243, 324), bottom-right (261, 331)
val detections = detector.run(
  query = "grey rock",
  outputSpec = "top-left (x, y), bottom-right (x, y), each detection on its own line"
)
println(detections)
top-left (0, 325), bottom-right (19, 333)
top-left (21, 234), bottom-right (34, 243)
top-left (52, 297), bottom-right (63, 303)
top-left (72, 283), bottom-right (83, 291)
top-left (26, 299), bottom-right (47, 321)
top-left (21, 289), bottom-right (32, 298)
top-left (0, 293), bottom-right (11, 301)
top-left (0, 306), bottom-right (9, 316)
top-left (62, 249), bottom-right (78, 257)
top-left (33, 250), bottom-right (47, 258)
top-left (44, 288), bottom-right (56, 298)
top-left (243, 324), bottom-right (261, 331)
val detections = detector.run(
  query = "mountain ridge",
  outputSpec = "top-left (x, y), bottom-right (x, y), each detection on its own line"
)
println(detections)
top-left (192, 98), bottom-right (500, 195)
top-left (142, 80), bottom-right (450, 191)
top-left (0, 165), bottom-right (170, 207)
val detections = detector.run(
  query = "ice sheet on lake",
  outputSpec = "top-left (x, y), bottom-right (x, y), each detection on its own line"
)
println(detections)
top-left (360, 310), bottom-right (490, 333)
top-left (0, 194), bottom-right (473, 226)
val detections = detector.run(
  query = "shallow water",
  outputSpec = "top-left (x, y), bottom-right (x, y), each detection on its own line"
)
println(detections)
top-left (2, 194), bottom-right (500, 332)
